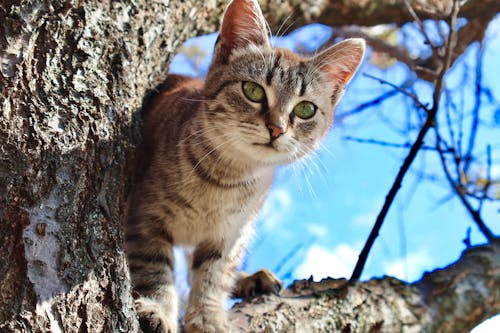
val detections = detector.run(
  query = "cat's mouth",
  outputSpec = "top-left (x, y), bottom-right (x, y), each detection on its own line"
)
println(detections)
top-left (251, 141), bottom-right (288, 154)
top-left (252, 142), bottom-right (274, 149)
top-left (250, 140), bottom-right (299, 163)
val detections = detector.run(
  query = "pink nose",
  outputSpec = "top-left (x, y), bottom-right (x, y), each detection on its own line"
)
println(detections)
top-left (267, 124), bottom-right (285, 140)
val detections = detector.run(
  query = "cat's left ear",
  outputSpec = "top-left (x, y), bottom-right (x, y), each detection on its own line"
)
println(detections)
top-left (312, 38), bottom-right (365, 85)
top-left (214, 0), bottom-right (270, 63)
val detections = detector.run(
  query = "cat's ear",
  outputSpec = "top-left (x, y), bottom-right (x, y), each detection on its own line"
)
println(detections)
top-left (214, 0), bottom-right (270, 63)
top-left (312, 38), bottom-right (365, 85)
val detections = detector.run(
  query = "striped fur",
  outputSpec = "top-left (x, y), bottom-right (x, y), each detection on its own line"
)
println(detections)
top-left (125, 0), bottom-right (364, 332)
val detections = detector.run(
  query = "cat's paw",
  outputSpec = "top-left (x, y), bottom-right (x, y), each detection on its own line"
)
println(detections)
top-left (135, 298), bottom-right (177, 333)
top-left (232, 269), bottom-right (283, 298)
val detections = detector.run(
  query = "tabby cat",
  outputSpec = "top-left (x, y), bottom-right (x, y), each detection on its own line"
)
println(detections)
top-left (125, 0), bottom-right (365, 332)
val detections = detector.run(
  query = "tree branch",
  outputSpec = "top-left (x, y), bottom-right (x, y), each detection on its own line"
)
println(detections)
top-left (342, 135), bottom-right (450, 152)
top-left (363, 73), bottom-right (430, 111)
top-left (229, 241), bottom-right (500, 333)
top-left (260, 0), bottom-right (500, 31)
top-left (321, 13), bottom-right (493, 83)
top-left (463, 44), bottom-right (485, 173)
top-left (349, 0), bottom-right (462, 283)
top-left (417, 14), bottom-right (493, 81)
top-left (403, 0), bottom-right (438, 49)
top-left (435, 133), bottom-right (496, 242)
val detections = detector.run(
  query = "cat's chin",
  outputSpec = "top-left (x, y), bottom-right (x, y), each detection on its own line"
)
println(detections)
top-left (248, 142), bottom-right (299, 165)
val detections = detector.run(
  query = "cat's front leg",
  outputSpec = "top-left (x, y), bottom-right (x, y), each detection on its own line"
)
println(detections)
top-left (135, 292), bottom-right (177, 333)
top-left (185, 240), bottom-right (238, 333)
top-left (126, 214), bottom-right (178, 333)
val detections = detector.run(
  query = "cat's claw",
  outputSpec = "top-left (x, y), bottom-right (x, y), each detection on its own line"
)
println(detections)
top-left (135, 298), bottom-right (177, 333)
top-left (232, 269), bottom-right (283, 298)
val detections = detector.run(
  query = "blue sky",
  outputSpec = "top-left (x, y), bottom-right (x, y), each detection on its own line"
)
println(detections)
top-left (170, 16), bottom-right (499, 329)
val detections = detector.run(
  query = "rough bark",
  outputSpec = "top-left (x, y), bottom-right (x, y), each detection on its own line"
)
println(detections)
top-left (259, 0), bottom-right (500, 31)
top-left (230, 240), bottom-right (500, 333)
top-left (1, 1), bottom-right (498, 332)
top-left (1, 0), bottom-right (227, 331)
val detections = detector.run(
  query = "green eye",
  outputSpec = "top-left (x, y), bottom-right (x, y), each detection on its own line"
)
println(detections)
top-left (293, 101), bottom-right (316, 119)
top-left (242, 82), bottom-right (265, 103)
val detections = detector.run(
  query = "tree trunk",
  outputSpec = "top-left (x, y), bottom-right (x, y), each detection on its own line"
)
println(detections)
top-left (1, 0), bottom-right (227, 331)
top-left (1, 1), bottom-right (498, 332)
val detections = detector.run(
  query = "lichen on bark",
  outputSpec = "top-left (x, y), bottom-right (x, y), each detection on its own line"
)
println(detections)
top-left (1, 0), bottom-right (226, 331)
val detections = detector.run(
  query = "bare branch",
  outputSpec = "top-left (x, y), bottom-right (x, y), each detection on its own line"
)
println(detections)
top-left (403, 0), bottom-right (437, 49)
top-left (482, 144), bottom-right (493, 209)
top-left (320, 14), bottom-right (493, 83)
top-left (435, 133), bottom-right (496, 242)
top-left (342, 136), bottom-right (451, 152)
top-left (262, 0), bottom-right (500, 31)
top-left (417, 15), bottom-right (493, 81)
top-left (349, 0), bottom-right (462, 284)
top-left (463, 44), bottom-right (485, 173)
top-left (363, 73), bottom-right (430, 111)
top-left (336, 90), bottom-right (398, 120)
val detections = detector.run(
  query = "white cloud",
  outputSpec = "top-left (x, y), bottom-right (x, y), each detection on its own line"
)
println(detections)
top-left (174, 247), bottom-right (191, 313)
top-left (382, 250), bottom-right (433, 282)
top-left (295, 243), bottom-right (436, 283)
top-left (351, 200), bottom-right (383, 227)
top-left (259, 188), bottom-right (292, 231)
top-left (294, 243), bottom-right (358, 280)
top-left (305, 223), bottom-right (329, 239)
top-left (352, 211), bottom-right (377, 227)
top-left (470, 314), bottom-right (500, 333)
top-left (490, 165), bottom-right (500, 179)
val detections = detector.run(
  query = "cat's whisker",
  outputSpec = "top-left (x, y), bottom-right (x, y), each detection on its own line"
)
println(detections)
top-left (252, 43), bottom-right (268, 67)
top-left (313, 152), bottom-right (331, 179)
top-left (179, 96), bottom-right (215, 103)
top-left (273, 12), bottom-right (292, 39)
top-left (186, 132), bottom-right (235, 150)
top-left (179, 125), bottom-right (237, 157)
top-left (303, 151), bottom-right (329, 186)
top-left (189, 135), bottom-right (234, 172)
top-left (289, 156), bottom-right (306, 196)
top-left (263, 12), bottom-right (273, 42)
top-left (318, 141), bottom-right (335, 156)
top-left (274, 11), bottom-right (301, 39)
top-left (178, 126), bottom-right (225, 146)
top-left (296, 157), bottom-right (318, 199)
top-left (291, 142), bottom-right (328, 194)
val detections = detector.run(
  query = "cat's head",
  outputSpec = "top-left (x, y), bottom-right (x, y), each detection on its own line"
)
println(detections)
top-left (203, 0), bottom-right (364, 166)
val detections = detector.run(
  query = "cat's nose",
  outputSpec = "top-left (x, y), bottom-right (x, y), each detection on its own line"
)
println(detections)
top-left (267, 123), bottom-right (285, 141)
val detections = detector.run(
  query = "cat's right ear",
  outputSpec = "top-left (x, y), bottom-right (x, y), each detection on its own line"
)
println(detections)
top-left (312, 38), bottom-right (365, 86)
top-left (213, 0), bottom-right (270, 64)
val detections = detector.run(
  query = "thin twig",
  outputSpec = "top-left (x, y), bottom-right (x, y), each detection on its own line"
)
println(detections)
top-left (463, 44), bottom-right (484, 173)
top-left (363, 73), bottom-right (430, 111)
top-left (435, 133), bottom-right (496, 242)
top-left (342, 136), bottom-right (452, 152)
top-left (402, 0), bottom-right (437, 49)
top-left (443, 90), bottom-right (457, 153)
top-left (349, 0), bottom-right (462, 284)
top-left (336, 90), bottom-right (399, 120)
top-left (479, 145), bottom-right (492, 211)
